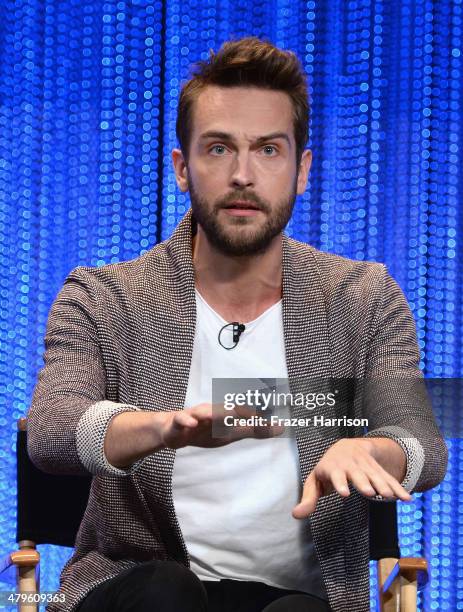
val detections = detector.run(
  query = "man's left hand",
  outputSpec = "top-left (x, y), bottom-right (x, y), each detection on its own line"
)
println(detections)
top-left (292, 438), bottom-right (412, 519)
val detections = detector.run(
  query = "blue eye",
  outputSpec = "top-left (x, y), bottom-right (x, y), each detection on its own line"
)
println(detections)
top-left (263, 145), bottom-right (277, 155)
top-left (211, 145), bottom-right (226, 155)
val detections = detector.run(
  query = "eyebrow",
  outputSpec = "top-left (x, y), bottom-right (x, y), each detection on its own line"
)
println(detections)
top-left (198, 130), bottom-right (291, 147)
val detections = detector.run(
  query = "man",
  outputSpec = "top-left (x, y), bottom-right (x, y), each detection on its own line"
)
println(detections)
top-left (27, 37), bottom-right (447, 612)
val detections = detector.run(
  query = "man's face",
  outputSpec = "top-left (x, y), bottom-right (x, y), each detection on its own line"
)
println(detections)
top-left (172, 85), bottom-right (312, 256)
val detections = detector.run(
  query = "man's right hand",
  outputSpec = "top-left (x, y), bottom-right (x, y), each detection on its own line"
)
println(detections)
top-left (157, 402), bottom-right (280, 449)
top-left (104, 403), bottom-right (281, 469)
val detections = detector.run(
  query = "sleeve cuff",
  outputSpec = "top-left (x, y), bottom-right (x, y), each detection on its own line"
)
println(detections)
top-left (76, 400), bottom-right (145, 476)
top-left (364, 425), bottom-right (425, 499)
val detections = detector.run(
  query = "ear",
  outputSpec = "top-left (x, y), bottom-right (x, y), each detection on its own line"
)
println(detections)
top-left (172, 148), bottom-right (189, 192)
top-left (296, 149), bottom-right (312, 195)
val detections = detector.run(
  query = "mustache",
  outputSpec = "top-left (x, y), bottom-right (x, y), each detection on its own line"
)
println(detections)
top-left (215, 193), bottom-right (270, 213)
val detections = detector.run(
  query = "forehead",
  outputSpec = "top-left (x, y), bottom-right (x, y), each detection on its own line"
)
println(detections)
top-left (190, 85), bottom-right (295, 143)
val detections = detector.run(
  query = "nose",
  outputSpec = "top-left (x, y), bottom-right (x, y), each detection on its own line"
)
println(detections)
top-left (230, 152), bottom-right (255, 189)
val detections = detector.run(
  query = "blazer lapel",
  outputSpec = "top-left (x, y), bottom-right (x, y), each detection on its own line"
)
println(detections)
top-left (282, 235), bottom-right (347, 604)
top-left (132, 209), bottom-right (197, 564)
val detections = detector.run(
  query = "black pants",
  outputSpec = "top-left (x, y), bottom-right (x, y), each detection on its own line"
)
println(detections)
top-left (75, 560), bottom-right (331, 612)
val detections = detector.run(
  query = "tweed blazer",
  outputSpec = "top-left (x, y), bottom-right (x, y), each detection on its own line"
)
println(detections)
top-left (27, 209), bottom-right (447, 612)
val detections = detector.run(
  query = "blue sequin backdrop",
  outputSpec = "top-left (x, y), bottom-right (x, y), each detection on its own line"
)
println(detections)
top-left (0, 1), bottom-right (461, 610)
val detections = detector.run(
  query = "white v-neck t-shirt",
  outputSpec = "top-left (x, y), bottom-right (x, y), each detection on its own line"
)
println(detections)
top-left (172, 289), bottom-right (327, 599)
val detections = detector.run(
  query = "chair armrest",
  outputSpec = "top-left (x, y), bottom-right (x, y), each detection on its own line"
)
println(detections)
top-left (0, 549), bottom-right (40, 596)
top-left (381, 557), bottom-right (429, 594)
top-left (0, 550), bottom-right (40, 612)
top-left (0, 550), bottom-right (39, 575)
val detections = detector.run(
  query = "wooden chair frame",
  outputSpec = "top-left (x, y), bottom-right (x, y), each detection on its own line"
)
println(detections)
top-left (377, 556), bottom-right (428, 611)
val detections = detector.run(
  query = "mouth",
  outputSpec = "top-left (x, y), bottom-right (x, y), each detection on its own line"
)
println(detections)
top-left (223, 201), bottom-right (261, 211)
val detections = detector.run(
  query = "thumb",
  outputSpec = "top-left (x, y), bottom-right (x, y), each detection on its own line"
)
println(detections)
top-left (292, 472), bottom-right (323, 519)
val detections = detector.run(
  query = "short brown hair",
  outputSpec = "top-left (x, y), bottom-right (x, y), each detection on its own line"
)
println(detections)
top-left (176, 36), bottom-right (310, 165)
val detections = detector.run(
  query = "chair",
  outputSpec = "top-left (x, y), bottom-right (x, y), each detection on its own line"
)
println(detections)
top-left (0, 418), bottom-right (428, 611)
top-left (0, 418), bottom-right (92, 611)
top-left (369, 499), bottom-right (428, 610)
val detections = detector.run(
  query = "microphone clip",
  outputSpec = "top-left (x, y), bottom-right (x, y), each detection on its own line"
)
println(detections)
top-left (218, 321), bottom-right (246, 350)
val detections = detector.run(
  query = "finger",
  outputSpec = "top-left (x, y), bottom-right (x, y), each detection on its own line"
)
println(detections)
top-left (365, 468), bottom-right (398, 498)
top-left (292, 473), bottom-right (322, 519)
top-left (233, 403), bottom-right (252, 417)
top-left (173, 411), bottom-right (198, 429)
top-left (346, 469), bottom-right (378, 497)
top-left (188, 403), bottom-right (213, 421)
top-left (328, 469), bottom-right (351, 498)
top-left (163, 412), bottom-right (199, 449)
top-left (378, 474), bottom-right (413, 501)
top-left (362, 463), bottom-right (413, 501)
top-left (388, 479), bottom-right (412, 501)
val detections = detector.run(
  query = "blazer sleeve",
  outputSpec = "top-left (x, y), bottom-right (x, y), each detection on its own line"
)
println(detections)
top-left (27, 267), bottom-right (144, 477)
top-left (362, 267), bottom-right (448, 493)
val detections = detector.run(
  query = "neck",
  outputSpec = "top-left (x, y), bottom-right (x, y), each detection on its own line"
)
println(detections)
top-left (192, 225), bottom-right (283, 323)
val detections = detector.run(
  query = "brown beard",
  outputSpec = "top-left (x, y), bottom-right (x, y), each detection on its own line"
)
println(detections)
top-left (188, 177), bottom-right (298, 257)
